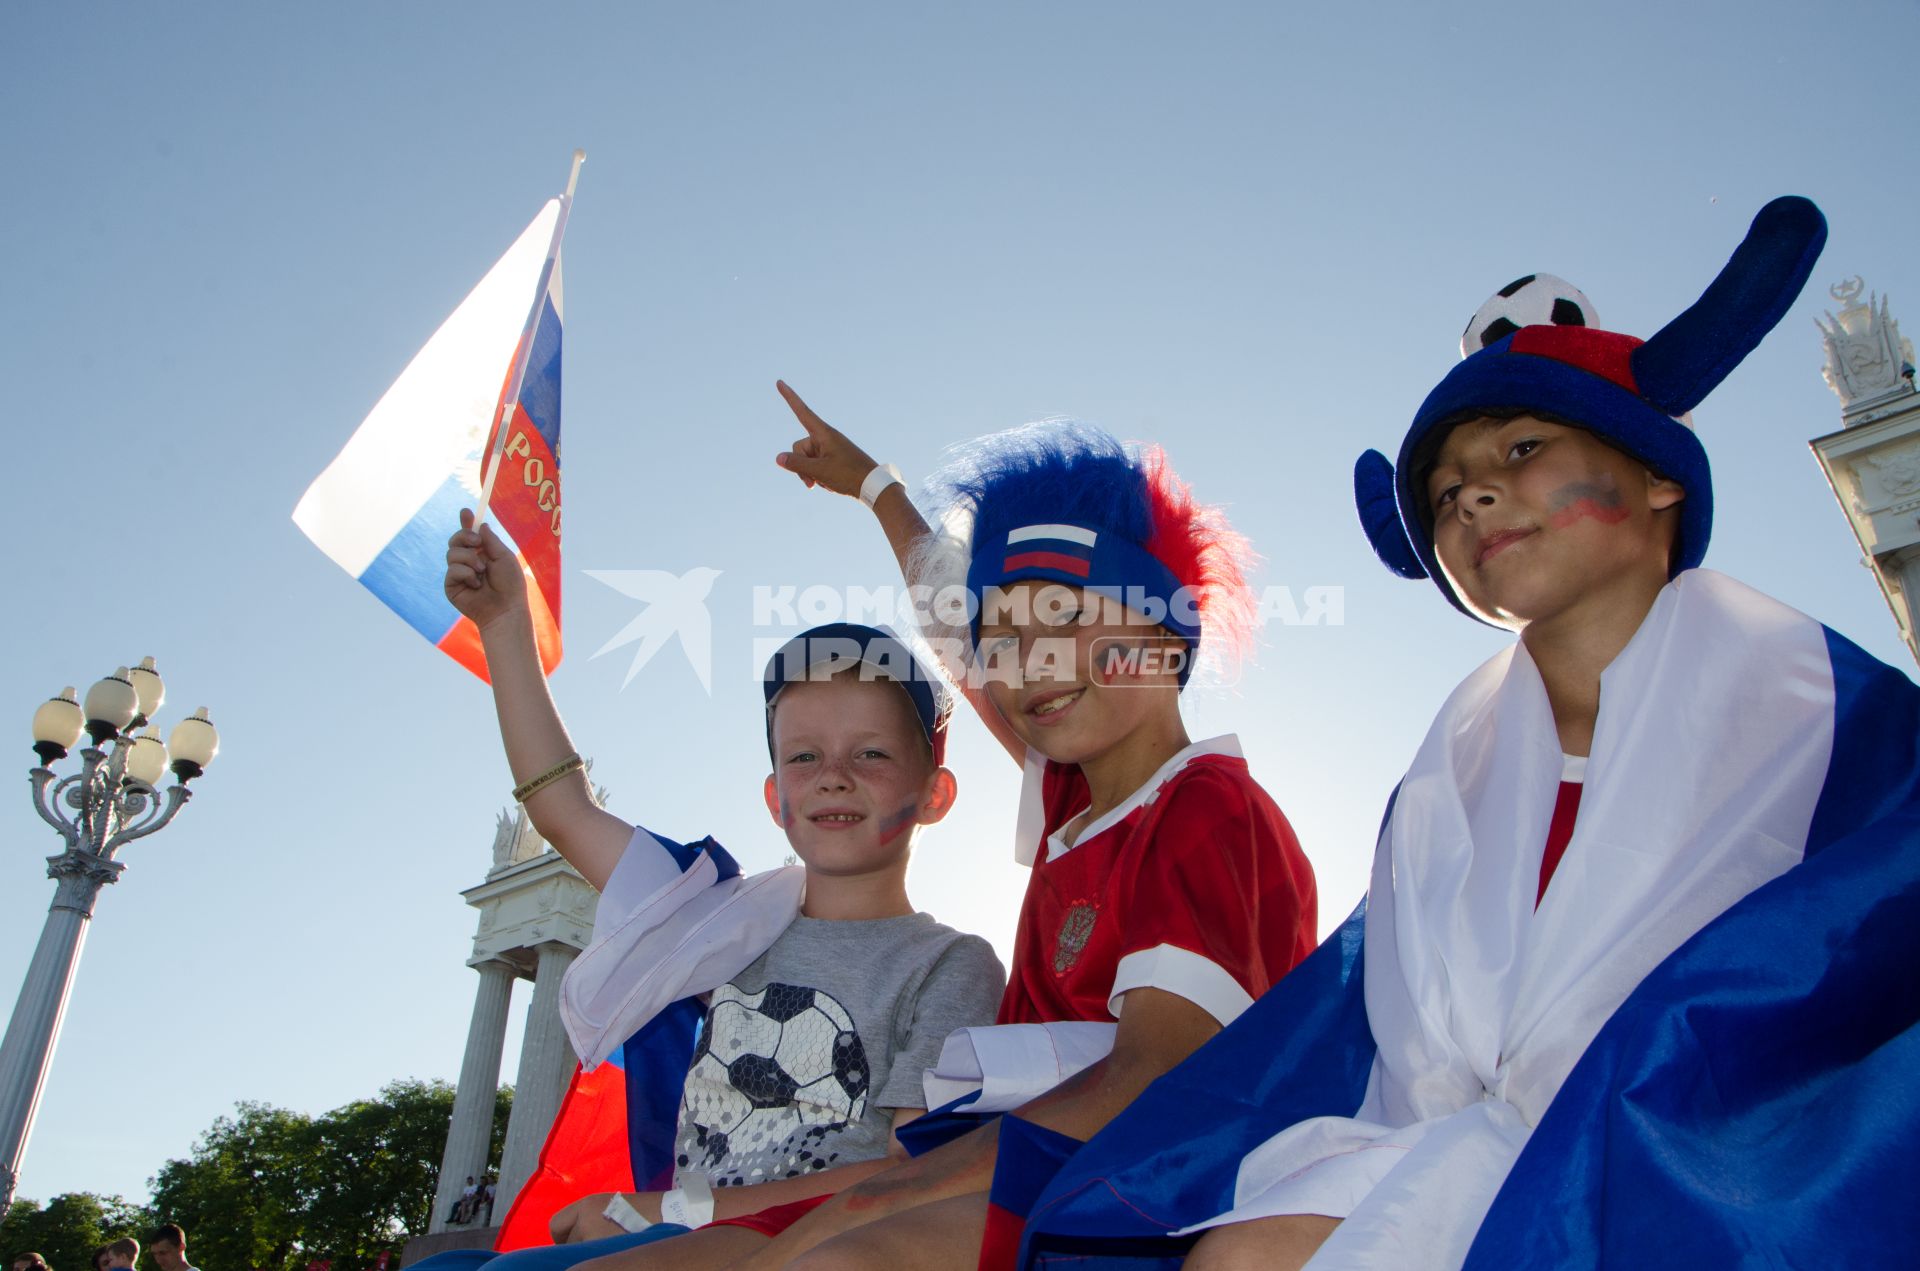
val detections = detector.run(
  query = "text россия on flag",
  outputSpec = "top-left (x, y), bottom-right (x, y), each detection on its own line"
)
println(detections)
top-left (293, 173), bottom-right (573, 682)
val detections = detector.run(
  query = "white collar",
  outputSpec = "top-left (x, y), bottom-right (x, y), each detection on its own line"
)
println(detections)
top-left (1013, 734), bottom-right (1244, 866)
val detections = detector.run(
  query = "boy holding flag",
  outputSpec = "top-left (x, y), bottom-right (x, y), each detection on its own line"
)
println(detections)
top-left (427, 510), bottom-right (1004, 1271)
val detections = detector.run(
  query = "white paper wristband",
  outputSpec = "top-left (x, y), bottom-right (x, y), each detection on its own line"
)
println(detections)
top-left (681, 1173), bottom-right (715, 1225)
top-left (860, 463), bottom-right (904, 508)
top-left (660, 1175), bottom-right (714, 1228)
top-left (601, 1192), bottom-right (650, 1234)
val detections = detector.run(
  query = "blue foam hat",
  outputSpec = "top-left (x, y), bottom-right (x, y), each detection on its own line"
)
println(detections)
top-left (1355, 196), bottom-right (1828, 616)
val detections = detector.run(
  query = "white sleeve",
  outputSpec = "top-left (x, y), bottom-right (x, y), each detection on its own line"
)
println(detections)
top-left (1109, 944), bottom-right (1255, 1026)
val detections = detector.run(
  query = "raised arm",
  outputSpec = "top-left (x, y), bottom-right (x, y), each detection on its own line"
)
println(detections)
top-left (773, 382), bottom-right (1024, 763)
top-left (445, 508), bottom-right (631, 889)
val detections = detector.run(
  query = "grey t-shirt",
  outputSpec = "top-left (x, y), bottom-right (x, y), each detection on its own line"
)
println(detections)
top-left (673, 911), bottom-right (1004, 1189)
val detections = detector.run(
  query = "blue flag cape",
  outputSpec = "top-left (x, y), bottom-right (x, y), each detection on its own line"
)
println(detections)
top-left (623, 833), bottom-right (742, 1188)
top-left (1018, 628), bottom-right (1920, 1268)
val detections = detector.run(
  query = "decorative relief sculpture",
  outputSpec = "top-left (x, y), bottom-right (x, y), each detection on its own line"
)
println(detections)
top-left (491, 805), bottom-right (547, 873)
top-left (1819, 278), bottom-right (1916, 411)
top-left (1868, 445), bottom-right (1920, 499)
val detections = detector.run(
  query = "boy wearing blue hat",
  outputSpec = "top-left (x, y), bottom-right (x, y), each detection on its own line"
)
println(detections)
top-left (733, 397), bottom-right (1319, 1270)
top-left (439, 512), bottom-right (1004, 1268)
top-left (1012, 198), bottom-right (1920, 1270)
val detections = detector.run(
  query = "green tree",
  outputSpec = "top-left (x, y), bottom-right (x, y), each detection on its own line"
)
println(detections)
top-left (148, 1102), bottom-right (311, 1271)
top-left (298, 1080), bottom-right (454, 1267)
top-left (1, 1191), bottom-right (152, 1271)
top-left (144, 1080), bottom-right (513, 1271)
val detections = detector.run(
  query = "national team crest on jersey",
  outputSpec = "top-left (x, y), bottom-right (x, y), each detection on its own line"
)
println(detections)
top-left (677, 981), bottom-right (871, 1185)
top-left (1053, 902), bottom-right (1098, 974)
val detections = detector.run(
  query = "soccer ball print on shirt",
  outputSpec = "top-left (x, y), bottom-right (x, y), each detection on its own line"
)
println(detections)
top-left (677, 981), bottom-right (872, 1185)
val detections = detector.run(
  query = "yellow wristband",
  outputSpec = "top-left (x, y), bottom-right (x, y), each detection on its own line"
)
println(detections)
top-left (513, 753), bottom-right (584, 803)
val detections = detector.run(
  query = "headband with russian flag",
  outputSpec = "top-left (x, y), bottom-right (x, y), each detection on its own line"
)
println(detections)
top-left (919, 419), bottom-right (1257, 688)
top-left (966, 521), bottom-right (1201, 647)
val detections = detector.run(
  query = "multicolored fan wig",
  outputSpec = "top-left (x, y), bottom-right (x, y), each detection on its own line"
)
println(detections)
top-left (911, 421), bottom-right (1256, 686)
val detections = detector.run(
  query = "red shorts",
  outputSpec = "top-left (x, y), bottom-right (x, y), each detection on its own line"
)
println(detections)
top-left (703, 1193), bottom-right (832, 1237)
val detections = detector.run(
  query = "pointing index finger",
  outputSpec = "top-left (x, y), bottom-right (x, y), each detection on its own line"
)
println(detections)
top-left (776, 380), bottom-right (834, 440)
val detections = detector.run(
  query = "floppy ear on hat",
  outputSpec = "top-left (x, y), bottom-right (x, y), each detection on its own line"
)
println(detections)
top-left (1631, 195), bottom-right (1829, 416)
top-left (1355, 449), bottom-right (1428, 579)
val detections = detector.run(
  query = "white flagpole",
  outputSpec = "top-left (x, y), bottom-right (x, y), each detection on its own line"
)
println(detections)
top-left (478, 149), bottom-right (584, 516)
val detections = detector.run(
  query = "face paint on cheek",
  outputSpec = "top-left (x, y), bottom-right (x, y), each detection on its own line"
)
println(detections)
top-left (874, 799), bottom-right (921, 845)
top-left (1546, 479), bottom-right (1630, 529)
top-left (1098, 639), bottom-right (1149, 684)
top-left (779, 796), bottom-right (794, 827)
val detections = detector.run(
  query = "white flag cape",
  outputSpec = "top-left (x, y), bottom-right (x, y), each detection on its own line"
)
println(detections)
top-left (1182, 570), bottom-right (1836, 1269)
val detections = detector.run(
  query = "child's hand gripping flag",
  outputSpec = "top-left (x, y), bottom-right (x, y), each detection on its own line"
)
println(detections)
top-left (294, 153), bottom-right (581, 681)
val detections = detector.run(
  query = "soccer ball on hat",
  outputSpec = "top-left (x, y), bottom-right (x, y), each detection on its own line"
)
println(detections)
top-left (1460, 273), bottom-right (1599, 358)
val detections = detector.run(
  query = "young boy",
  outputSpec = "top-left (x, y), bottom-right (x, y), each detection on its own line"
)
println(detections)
top-left (437, 512), bottom-right (1005, 1268)
top-left (1017, 197), bottom-right (1920, 1269)
top-left (717, 396), bottom-right (1320, 1269)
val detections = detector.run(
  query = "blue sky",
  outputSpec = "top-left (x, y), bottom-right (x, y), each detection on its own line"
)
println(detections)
top-left (4, 1), bottom-right (1916, 1207)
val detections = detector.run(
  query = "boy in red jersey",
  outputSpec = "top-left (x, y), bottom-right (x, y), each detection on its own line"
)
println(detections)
top-left (716, 391), bottom-right (1320, 1270)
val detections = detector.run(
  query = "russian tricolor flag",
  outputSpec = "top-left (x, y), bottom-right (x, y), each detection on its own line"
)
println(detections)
top-left (295, 156), bottom-right (579, 681)
top-left (494, 830), bottom-right (738, 1251)
top-left (1002, 524), bottom-right (1098, 579)
top-left (492, 1001), bottom-right (704, 1251)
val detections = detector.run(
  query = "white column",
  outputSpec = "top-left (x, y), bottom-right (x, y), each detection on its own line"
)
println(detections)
top-left (429, 960), bottom-right (517, 1233)
top-left (494, 942), bottom-right (581, 1215)
top-left (1892, 549), bottom-right (1920, 661)
top-left (0, 852), bottom-right (120, 1215)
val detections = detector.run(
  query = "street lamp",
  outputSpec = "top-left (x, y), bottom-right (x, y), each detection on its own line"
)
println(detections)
top-left (0, 658), bottom-right (218, 1216)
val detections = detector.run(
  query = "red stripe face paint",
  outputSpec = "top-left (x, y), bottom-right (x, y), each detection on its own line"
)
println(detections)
top-left (1547, 479), bottom-right (1629, 529)
top-left (874, 799), bottom-right (921, 845)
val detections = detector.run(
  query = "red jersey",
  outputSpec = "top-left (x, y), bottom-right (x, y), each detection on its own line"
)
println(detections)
top-left (1536, 755), bottom-right (1588, 906)
top-left (998, 736), bottom-right (1318, 1027)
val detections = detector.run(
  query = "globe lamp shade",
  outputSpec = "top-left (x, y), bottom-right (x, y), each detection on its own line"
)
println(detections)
top-left (31, 688), bottom-right (84, 765)
top-left (168, 708), bottom-right (219, 782)
top-left (126, 727), bottom-right (169, 788)
top-left (83, 668), bottom-right (138, 745)
top-left (128, 656), bottom-right (165, 727)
